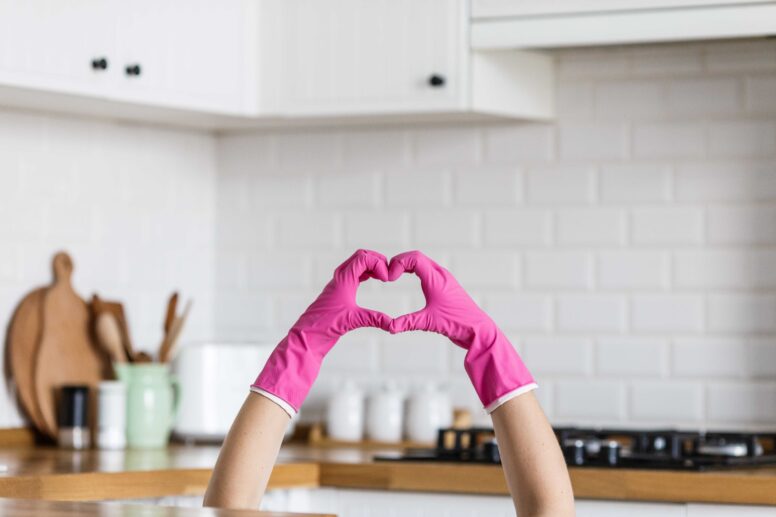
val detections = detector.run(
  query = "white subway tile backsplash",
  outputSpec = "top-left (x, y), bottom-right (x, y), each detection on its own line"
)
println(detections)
top-left (483, 124), bottom-right (554, 164)
top-left (454, 170), bottom-right (521, 206)
top-left (630, 381), bottom-right (704, 421)
top-left (597, 251), bottom-right (669, 289)
top-left (344, 212), bottom-right (410, 249)
top-left (451, 251), bottom-right (519, 289)
top-left (558, 123), bottom-right (629, 160)
top-left (557, 295), bottom-right (627, 332)
top-left (557, 208), bottom-right (627, 246)
top-left (524, 337), bottom-right (593, 375)
top-left (631, 207), bottom-right (704, 245)
top-left (413, 127), bottom-right (480, 166)
top-left (746, 75), bottom-right (776, 114)
top-left (555, 380), bottom-right (626, 421)
top-left (596, 338), bottom-right (668, 377)
top-left (707, 121), bottom-right (776, 158)
top-left (341, 129), bottom-right (409, 167)
top-left (378, 332), bottom-right (451, 373)
top-left (633, 122), bottom-right (705, 158)
top-left (483, 294), bottom-right (553, 332)
top-left (667, 78), bottom-right (741, 116)
top-left (707, 294), bottom-right (776, 333)
top-left (526, 166), bottom-right (596, 204)
top-left (707, 383), bottom-right (776, 424)
top-left (276, 132), bottom-right (341, 171)
top-left (595, 80), bottom-right (665, 119)
top-left (675, 162), bottom-right (776, 202)
top-left (483, 209), bottom-right (553, 247)
top-left (525, 251), bottom-right (593, 288)
top-left (384, 171), bottom-right (451, 207)
top-left (675, 250), bottom-right (776, 289)
top-left (248, 253), bottom-right (312, 289)
top-left (707, 205), bottom-right (776, 244)
top-left (673, 338), bottom-right (752, 378)
top-left (631, 294), bottom-right (704, 332)
top-left (317, 173), bottom-right (380, 208)
top-left (276, 212), bottom-right (341, 249)
top-left (599, 163), bottom-right (671, 204)
top-left (413, 211), bottom-right (479, 247)
top-left (704, 40), bottom-right (776, 72)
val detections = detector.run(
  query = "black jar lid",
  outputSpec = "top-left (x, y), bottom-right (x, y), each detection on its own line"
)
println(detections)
top-left (58, 385), bottom-right (90, 428)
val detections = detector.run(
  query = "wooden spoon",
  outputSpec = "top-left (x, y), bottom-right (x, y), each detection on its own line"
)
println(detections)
top-left (160, 300), bottom-right (192, 363)
top-left (95, 313), bottom-right (126, 364)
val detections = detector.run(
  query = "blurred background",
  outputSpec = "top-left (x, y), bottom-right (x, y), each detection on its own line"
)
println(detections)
top-left (2, 2), bottom-right (776, 514)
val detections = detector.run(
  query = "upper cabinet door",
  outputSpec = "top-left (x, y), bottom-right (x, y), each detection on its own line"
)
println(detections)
top-left (0, 0), bottom-right (116, 95)
top-left (275, 0), bottom-right (467, 116)
top-left (112, 0), bottom-right (253, 115)
top-left (472, 0), bottom-right (775, 18)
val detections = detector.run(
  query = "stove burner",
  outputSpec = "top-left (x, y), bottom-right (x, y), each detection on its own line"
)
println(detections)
top-left (375, 427), bottom-right (776, 471)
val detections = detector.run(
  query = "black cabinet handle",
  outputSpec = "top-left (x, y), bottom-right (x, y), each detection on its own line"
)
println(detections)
top-left (428, 74), bottom-right (446, 87)
top-left (91, 57), bottom-right (108, 71)
top-left (125, 64), bottom-right (142, 76)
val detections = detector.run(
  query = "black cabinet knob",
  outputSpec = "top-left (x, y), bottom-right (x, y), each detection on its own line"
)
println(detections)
top-left (428, 74), bottom-right (446, 87)
top-left (125, 64), bottom-right (142, 76)
top-left (91, 57), bottom-right (108, 71)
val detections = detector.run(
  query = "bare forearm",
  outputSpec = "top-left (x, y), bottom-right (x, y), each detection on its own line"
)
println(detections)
top-left (203, 393), bottom-right (289, 509)
top-left (491, 393), bottom-right (575, 517)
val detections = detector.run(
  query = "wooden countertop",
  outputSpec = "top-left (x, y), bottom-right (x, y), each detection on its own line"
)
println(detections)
top-left (1, 432), bottom-right (776, 506)
top-left (0, 498), bottom-right (334, 516)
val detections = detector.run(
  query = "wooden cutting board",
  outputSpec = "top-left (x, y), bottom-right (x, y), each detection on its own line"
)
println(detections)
top-left (5, 287), bottom-right (48, 433)
top-left (33, 252), bottom-right (111, 437)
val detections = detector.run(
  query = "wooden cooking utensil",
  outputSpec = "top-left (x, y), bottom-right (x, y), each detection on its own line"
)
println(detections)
top-left (6, 287), bottom-right (48, 433)
top-left (133, 351), bottom-right (153, 363)
top-left (95, 313), bottom-right (126, 364)
top-left (163, 292), bottom-right (178, 336)
top-left (33, 252), bottom-right (111, 437)
top-left (160, 300), bottom-right (192, 363)
top-left (92, 296), bottom-right (135, 363)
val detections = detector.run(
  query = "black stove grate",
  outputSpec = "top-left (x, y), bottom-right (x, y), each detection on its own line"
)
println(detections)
top-left (375, 427), bottom-right (776, 471)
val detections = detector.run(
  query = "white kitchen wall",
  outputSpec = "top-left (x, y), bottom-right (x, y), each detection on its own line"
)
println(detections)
top-left (215, 39), bottom-right (776, 429)
top-left (0, 110), bottom-right (217, 427)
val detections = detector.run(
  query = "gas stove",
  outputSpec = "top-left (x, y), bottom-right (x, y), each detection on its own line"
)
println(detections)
top-left (375, 427), bottom-right (776, 471)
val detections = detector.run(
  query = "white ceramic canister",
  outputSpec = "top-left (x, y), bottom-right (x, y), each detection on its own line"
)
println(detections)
top-left (366, 382), bottom-right (404, 443)
top-left (96, 380), bottom-right (127, 449)
top-left (405, 382), bottom-right (453, 444)
top-left (326, 380), bottom-right (364, 441)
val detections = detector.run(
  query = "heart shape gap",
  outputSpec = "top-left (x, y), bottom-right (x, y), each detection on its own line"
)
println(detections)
top-left (355, 271), bottom-right (425, 319)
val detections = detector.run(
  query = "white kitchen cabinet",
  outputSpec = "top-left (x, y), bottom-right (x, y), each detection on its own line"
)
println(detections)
top-left (112, 0), bottom-right (254, 114)
top-left (260, 0), bottom-right (553, 123)
top-left (0, 0), bottom-right (115, 96)
top-left (272, 0), bottom-right (466, 116)
top-left (472, 0), bottom-right (776, 18)
top-left (0, 0), bottom-right (255, 124)
top-left (471, 0), bottom-right (776, 49)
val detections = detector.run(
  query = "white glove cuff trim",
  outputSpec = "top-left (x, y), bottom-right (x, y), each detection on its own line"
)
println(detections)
top-left (484, 383), bottom-right (538, 414)
top-left (250, 386), bottom-right (297, 418)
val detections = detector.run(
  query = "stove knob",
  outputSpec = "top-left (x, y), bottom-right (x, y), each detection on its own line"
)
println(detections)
top-left (603, 440), bottom-right (620, 466)
top-left (652, 436), bottom-right (667, 452)
top-left (565, 439), bottom-right (586, 466)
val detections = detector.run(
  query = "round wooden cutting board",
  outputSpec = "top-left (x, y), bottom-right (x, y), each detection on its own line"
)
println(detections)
top-left (6, 287), bottom-right (48, 433)
top-left (33, 252), bottom-right (111, 437)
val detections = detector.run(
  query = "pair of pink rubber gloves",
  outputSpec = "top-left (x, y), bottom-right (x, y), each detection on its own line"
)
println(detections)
top-left (251, 249), bottom-right (536, 417)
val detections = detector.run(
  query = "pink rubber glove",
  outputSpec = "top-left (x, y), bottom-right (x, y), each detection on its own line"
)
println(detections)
top-left (251, 249), bottom-right (392, 416)
top-left (387, 251), bottom-right (537, 413)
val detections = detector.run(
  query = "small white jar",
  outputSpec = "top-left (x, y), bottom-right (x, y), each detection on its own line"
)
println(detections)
top-left (326, 380), bottom-right (364, 442)
top-left (405, 382), bottom-right (452, 444)
top-left (96, 381), bottom-right (127, 449)
top-left (366, 382), bottom-right (404, 443)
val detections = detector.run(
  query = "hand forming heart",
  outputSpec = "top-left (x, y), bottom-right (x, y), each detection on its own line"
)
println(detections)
top-left (252, 249), bottom-right (536, 417)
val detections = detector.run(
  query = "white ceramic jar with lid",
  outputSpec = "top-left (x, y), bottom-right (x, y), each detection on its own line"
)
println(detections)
top-left (405, 382), bottom-right (452, 444)
top-left (366, 381), bottom-right (404, 443)
top-left (326, 380), bottom-right (364, 441)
